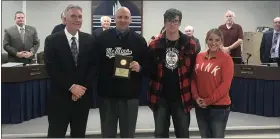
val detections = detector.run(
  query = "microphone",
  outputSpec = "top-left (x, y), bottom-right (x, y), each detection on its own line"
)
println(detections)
top-left (246, 53), bottom-right (252, 57)
top-left (246, 53), bottom-right (252, 65)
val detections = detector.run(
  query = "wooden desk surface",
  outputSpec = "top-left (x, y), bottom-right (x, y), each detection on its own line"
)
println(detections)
top-left (2, 64), bottom-right (48, 83)
top-left (234, 64), bottom-right (280, 80)
top-left (2, 64), bottom-right (280, 83)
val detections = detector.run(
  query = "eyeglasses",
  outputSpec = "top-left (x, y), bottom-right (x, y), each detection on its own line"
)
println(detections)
top-left (166, 19), bottom-right (180, 25)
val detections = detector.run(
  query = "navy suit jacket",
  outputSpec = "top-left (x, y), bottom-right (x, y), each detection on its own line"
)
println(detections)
top-left (51, 23), bottom-right (66, 35)
top-left (92, 28), bottom-right (104, 39)
top-left (260, 31), bottom-right (280, 63)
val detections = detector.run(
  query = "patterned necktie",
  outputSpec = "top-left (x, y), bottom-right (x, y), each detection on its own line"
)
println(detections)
top-left (271, 33), bottom-right (279, 55)
top-left (71, 37), bottom-right (78, 66)
top-left (20, 27), bottom-right (25, 43)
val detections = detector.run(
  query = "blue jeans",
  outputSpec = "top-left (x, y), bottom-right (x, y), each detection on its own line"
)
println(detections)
top-left (153, 99), bottom-right (190, 138)
top-left (195, 106), bottom-right (230, 138)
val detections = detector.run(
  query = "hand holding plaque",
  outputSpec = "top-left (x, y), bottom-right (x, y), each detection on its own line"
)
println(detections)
top-left (129, 61), bottom-right (141, 72)
top-left (114, 55), bottom-right (133, 79)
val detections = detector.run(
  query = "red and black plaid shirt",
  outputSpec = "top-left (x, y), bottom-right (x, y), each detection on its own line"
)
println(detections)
top-left (147, 31), bottom-right (197, 113)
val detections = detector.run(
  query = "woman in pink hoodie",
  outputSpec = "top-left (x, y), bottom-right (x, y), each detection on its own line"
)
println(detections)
top-left (191, 28), bottom-right (234, 138)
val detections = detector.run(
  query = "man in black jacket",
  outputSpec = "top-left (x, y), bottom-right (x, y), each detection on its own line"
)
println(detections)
top-left (94, 7), bottom-right (149, 138)
top-left (44, 4), bottom-right (96, 138)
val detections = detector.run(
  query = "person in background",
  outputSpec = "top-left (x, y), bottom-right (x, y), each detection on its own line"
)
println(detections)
top-left (92, 16), bottom-right (111, 38)
top-left (44, 4), bottom-right (96, 138)
top-left (94, 7), bottom-right (149, 138)
top-left (218, 10), bottom-right (243, 64)
top-left (51, 11), bottom-right (66, 34)
top-left (184, 25), bottom-right (201, 53)
top-left (148, 8), bottom-right (197, 138)
top-left (3, 11), bottom-right (40, 64)
top-left (191, 28), bottom-right (234, 138)
top-left (260, 17), bottom-right (280, 64)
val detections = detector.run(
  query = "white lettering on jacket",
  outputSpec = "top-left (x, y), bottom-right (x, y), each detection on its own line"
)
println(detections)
top-left (106, 47), bottom-right (133, 59)
top-left (195, 63), bottom-right (221, 76)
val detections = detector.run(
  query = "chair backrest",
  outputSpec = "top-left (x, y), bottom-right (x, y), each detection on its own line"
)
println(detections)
top-left (37, 51), bottom-right (44, 64)
top-left (1, 53), bottom-right (8, 64)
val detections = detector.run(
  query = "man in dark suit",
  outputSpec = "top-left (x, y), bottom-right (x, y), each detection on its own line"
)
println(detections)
top-left (184, 25), bottom-right (201, 53)
top-left (44, 4), bottom-right (96, 138)
top-left (92, 16), bottom-right (111, 38)
top-left (3, 11), bottom-right (40, 64)
top-left (51, 11), bottom-right (66, 34)
top-left (260, 17), bottom-right (280, 64)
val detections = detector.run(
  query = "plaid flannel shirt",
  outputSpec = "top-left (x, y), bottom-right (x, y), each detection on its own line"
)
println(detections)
top-left (147, 31), bottom-right (197, 113)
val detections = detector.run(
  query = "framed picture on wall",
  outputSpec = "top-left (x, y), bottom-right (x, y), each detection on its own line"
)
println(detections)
top-left (91, 0), bottom-right (143, 35)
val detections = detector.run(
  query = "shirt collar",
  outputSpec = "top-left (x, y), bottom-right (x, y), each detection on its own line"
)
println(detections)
top-left (16, 24), bottom-right (25, 30)
top-left (64, 27), bottom-right (79, 42)
top-left (203, 49), bottom-right (224, 59)
top-left (273, 30), bottom-right (280, 34)
top-left (161, 30), bottom-right (184, 39)
top-left (115, 28), bottom-right (129, 36)
top-left (223, 23), bottom-right (235, 29)
top-left (103, 27), bottom-right (109, 31)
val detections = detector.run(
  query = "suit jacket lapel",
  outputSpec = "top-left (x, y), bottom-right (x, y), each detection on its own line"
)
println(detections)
top-left (12, 25), bottom-right (26, 49)
top-left (77, 32), bottom-right (84, 67)
top-left (268, 31), bottom-right (273, 51)
top-left (24, 26), bottom-right (29, 43)
top-left (13, 25), bottom-right (22, 40)
top-left (61, 32), bottom-right (76, 68)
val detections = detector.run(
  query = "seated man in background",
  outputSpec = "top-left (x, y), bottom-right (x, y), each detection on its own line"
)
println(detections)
top-left (3, 11), bottom-right (40, 64)
top-left (51, 11), bottom-right (66, 34)
top-left (92, 15), bottom-right (111, 38)
top-left (184, 25), bottom-right (201, 53)
top-left (260, 17), bottom-right (280, 64)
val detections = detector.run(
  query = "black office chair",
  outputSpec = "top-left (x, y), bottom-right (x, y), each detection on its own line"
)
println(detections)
top-left (256, 27), bottom-right (273, 32)
top-left (1, 53), bottom-right (8, 64)
top-left (232, 57), bottom-right (244, 64)
top-left (36, 51), bottom-right (44, 64)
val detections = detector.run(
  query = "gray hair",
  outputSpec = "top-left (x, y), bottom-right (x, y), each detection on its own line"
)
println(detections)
top-left (64, 4), bottom-right (82, 16)
top-left (225, 10), bottom-right (235, 17)
top-left (184, 25), bottom-right (194, 32)
top-left (100, 16), bottom-right (111, 23)
top-left (61, 11), bottom-right (65, 18)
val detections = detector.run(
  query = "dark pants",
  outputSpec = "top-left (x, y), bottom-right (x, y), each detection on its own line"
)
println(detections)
top-left (195, 106), bottom-right (230, 138)
top-left (99, 98), bottom-right (139, 138)
top-left (47, 96), bottom-right (90, 138)
top-left (153, 99), bottom-right (190, 138)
